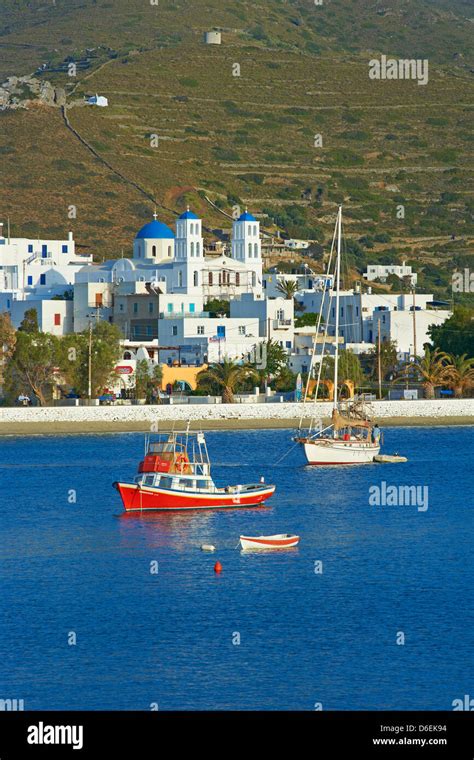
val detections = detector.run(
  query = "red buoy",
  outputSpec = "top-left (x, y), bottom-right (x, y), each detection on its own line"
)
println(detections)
top-left (214, 561), bottom-right (222, 574)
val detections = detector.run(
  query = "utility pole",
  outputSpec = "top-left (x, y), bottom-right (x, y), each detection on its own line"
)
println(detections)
top-left (377, 321), bottom-right (382, 400)
top-left (265, 316), bottom-right (271, 394)
top-left (412, 287), bottom-right (417, 360)
top-left (88, 320), bottom-right (92, 401)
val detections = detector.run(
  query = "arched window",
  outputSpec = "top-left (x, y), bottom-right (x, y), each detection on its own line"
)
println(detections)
top-left (123, 351), bottom-right (132, 360)
top-left (194, 271), bottom-right (198, 287)
top-left (248, 243), bottom-right (252, 257)
top-left (252, 272), bottom-right (256, 287)
top-left (191, 242), bottom-right (194, 257)
top-left (152, 245), bottom-right (157, 258)
top-left (208, 271), bottom-right (213, 286)
top-left (254, 243), bottom-right (258, 257)
top-left (168, 246), bottom-right (172, 257)
top-left (253, 225), bottom-right (257, 236)
top-left (178, 271), bottom-right (183, 287)
top-left (235, 272), bottom-right (240, 287)
top-left (196, 242), bottom-right (200, 256)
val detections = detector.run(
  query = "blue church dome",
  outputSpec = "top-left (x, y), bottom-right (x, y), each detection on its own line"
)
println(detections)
top-left (238, 211), bottom-right (257, 222)
top-left (136, 219), bottom-right (175, 239)
top-left (179, 208), bottom-right (199, 220)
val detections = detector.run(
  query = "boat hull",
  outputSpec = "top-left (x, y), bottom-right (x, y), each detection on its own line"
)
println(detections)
top-left (302, 438), bottom-right (380, 465)
top-left (240, 535), bottom-right (300, 550)
top-left (115, 482), bottom-right (275, 512)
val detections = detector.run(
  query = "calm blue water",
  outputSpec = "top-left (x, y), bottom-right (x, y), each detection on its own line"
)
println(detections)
top-left (0, 426), bottom-right (472, 711)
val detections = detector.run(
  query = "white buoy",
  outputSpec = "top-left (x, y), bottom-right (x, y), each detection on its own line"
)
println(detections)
top-left (201, 544), bottom-right (216, 552)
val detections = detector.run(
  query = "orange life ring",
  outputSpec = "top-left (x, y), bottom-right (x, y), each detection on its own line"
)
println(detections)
top-left (175, 453), bottom-right (188, 473)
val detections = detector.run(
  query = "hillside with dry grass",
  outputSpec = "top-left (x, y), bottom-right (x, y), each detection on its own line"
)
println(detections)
top-left (0, 0), bottom-right (473, 297)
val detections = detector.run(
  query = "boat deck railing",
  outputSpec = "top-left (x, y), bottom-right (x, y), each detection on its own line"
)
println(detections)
top-left (136, 475), bottom-right (268, 494)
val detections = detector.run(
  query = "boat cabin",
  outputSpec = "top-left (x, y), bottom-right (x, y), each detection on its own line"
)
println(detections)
top-left (136, 432), bottom-right (217, 492)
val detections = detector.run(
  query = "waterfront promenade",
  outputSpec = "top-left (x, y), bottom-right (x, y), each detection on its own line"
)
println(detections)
top-left (0, 398), bottom-right (473, 435)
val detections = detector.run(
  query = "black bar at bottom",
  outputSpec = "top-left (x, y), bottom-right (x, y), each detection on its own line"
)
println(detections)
top-left (0, 710), bottom-right (472, 757)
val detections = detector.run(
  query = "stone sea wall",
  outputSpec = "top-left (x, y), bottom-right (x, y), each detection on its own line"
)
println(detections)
top-left (0, 398), bottom-right (473, 429)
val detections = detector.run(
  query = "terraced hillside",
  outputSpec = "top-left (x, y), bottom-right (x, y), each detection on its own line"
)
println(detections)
top-left (0, 0), bottom-right (473, 296)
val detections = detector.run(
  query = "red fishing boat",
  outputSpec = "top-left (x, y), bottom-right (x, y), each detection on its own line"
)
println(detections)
top-left (113, 431), bottom-right (275, 512)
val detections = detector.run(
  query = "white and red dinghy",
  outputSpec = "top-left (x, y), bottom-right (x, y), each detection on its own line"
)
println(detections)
top-left (113, 431), bottom-right (275, 512)
top-left (239, 534), bottom-right (300, 550)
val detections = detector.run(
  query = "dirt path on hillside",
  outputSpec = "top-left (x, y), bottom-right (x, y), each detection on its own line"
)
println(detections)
top-left (61, 105), bottom-right (156, 203)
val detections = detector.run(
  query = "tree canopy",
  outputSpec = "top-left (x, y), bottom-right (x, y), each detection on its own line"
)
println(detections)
top-left (320, 349), bottom-right (364, 386)
top-left (0, 312), bottom-right (16, 390)
top-left (6, 329), bottom-right (60, 405)
top-left (196, 358), bottom-right (258, 403)
top-left (18, 308), bottom-right (39, 334)
top-left (58, 322), bottom-right (123, 397)
top-left (428, 306), bottom-right (474, 358)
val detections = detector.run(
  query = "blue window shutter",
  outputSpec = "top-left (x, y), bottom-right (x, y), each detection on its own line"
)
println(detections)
top-left (27, 276), bottom-right (33, 285)
top-left (62, 245), bottom-right (68, 253)
top-left (40, 274), bottom-right (46, 285)
top-left (28, 244), bottom-right (33, 253)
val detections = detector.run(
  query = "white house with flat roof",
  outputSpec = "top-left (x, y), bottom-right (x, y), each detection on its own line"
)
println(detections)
top-left (229, 293), bottom-right (295, 351)
top-left (263, 270), bottom-right (332, 299)
top-left (372, 307), bottom-right (451, 359)
top-left (157, 314), bottom-right (261, 365)
top-left (87, 94), bottom-right (108, 107)
top-left (0, 224), bottom-right (92, 328)
top-left (298, 286), bottom-right (451, 358)
top-left (10, 298), bottom-right (73, 336)
top-left (363, 262), bottom-right (417, 286)
top-left (0, 225), bottom-right (92, 294)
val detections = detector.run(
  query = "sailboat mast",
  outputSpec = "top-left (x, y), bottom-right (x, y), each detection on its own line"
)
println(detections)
top-left (333, 206), bottom-right (342, 413)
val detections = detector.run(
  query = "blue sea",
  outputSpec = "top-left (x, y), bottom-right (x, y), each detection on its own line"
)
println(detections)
top-left (0, 426), bottom-right (472, 711)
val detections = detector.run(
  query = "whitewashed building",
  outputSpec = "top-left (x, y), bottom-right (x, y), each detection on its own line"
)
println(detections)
top-left (298, 287), bottom-right (451, 358)
top-left (264, 269), bottom-right (332, 299)
top-left (10, 298), bottom-right (73, 336)
top-left (157, 314), bottom-right (260, 365)
top-left (363, 262), bottom-right (417, 287)
top-left (87, 94), bottom-right (108, 107)
top-left (229, 293), bottom-right (294, 350)
top-left (0, 224), bottom-right (92, 329)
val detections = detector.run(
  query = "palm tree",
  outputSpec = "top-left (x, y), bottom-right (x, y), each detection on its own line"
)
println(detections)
top-left (445, 354), bottom-right (474, 398)
top-left (196, 358), bottom-right (258, 403)
top-left (276, 279), bottom-right (298, 300)
top-left (406, 347), bottom-right (452, 399)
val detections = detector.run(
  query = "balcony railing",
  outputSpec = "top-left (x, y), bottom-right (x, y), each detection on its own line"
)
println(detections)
top-left (159, 311), bottom-right (210, 319)
top-left (272, 318), bottom-right (292, 329)
top-left (131, 327), bottom-right (159, 339)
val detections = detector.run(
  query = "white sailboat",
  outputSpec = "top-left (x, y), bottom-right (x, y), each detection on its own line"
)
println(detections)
top-left (296, 206), bottom-right (381, 465)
